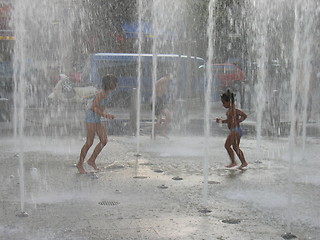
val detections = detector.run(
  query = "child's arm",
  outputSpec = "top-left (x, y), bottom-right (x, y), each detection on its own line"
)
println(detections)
top-left (104, 113), bottom-right (115, 119)
top-left (236, 109), bottom-right (247, 123)
top-left (216, 110), bottom-right (230, 124)
top-left (215, 117), bottom-right (228, 124)
top-left (91, 92), bottom-right (114, 119)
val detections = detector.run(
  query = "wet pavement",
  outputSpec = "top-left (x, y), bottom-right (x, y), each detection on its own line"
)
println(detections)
top-left (0, 102), bottom-right (320, 239)
top-left (0, 133), bottom-right (320, 239)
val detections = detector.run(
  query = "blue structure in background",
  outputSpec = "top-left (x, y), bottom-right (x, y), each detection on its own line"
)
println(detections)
top-left (121, 22), bottom-right (153, 39)
top-left (82, 53), bottom-right (205, 106)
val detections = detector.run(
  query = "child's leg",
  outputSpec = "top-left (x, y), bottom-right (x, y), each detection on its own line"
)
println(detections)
top-left (232, 137), bottom-right (248, 169)
top-left (87, 123), bottom-right (107, 171)
top-left (77, 123), bottom-right (95, 174)
top-left (161, 108), bottom-right (171, 136)
top-left (155, 109), bottom-right (169, 137)
top-left (155, 114), bottom-right (162, 134)
top-left (225, 133), bottom-right (237, 167)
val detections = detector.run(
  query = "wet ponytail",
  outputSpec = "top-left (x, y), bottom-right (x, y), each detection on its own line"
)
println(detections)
top-left (221, 89), bottom-right (235, 104)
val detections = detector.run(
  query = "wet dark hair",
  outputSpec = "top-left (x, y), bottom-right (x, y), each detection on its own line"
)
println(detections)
top-left (221, 89), bottom-right (235, 104)
top-left (102, 74), bottom-right (117, 91)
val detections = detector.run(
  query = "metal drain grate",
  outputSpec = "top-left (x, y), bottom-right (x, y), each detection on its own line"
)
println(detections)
top-left (221, 219), bottom-right (241, 224)
top-left (98, 200), bottom-right (120, 206)
top-left (172, 176), bottom-right (183, 180)
top-left (139, 162), bottom-right (153, 166)
top-left (199, 208), bottom-right (212, 213)
top-left (281, 233), bottom-right (297, 239)
top-left (133, 176), bottom-right (148, 179)
top-left (208, 181), bottom-right (220, 184)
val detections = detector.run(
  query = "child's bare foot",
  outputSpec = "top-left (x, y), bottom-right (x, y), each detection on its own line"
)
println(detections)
top-left (225, 163), bottom-right (237, 168)
top-left (76, 164), bottom-right (87, 174)
top-left (87, 160), bottom-right (100, 171)
top-left (238, 163), bottom-right (248, 169)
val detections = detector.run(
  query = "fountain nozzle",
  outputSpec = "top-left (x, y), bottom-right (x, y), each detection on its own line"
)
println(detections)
top-left (16, 211), bottom-right (28, 217)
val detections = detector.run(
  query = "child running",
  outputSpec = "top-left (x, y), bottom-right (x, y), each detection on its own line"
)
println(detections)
top-left (216, 90), bottom-right (248, 169)
top-left (76, 75), bottom-right (117, 174)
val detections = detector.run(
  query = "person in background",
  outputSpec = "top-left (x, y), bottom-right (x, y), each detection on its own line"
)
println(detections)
top-left (154, 74), bottom-right (172, 138)
top-left (76, 75), bottom-right (117, 174)
top-left (307, 70), bottom-right (320, 122)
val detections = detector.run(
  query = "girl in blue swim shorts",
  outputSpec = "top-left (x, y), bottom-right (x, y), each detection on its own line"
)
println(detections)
top-left (76, 75), bottom-right (117, 174)
top-left (216, 90), bottom-right (248, 170)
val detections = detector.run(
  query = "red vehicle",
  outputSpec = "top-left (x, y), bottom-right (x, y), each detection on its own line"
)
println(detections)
top-left (212, 63), bottom-right (245, 91)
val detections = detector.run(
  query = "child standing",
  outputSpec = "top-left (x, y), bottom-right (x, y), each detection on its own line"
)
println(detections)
top-left (76, 75), bottom-right (117, 174)
top-left (216, 90), bottom-right (248, 169)
top-left (154, 74), bottom-right (172, 138)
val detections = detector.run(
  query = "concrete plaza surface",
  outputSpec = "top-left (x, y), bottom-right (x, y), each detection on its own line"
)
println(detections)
top-left (0, 130), bottom-right (320, 239)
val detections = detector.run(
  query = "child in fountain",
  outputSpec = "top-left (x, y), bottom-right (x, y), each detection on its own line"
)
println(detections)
top-left (216, 90), bottom-right (248, 169)
top-left (76, 75), bottom-right (118, 174)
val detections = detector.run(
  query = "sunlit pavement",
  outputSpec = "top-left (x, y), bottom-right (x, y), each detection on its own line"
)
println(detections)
top-left (0, 101), bottom-right (320, 239)
top-left (0, 132), bottom-right (319, 239)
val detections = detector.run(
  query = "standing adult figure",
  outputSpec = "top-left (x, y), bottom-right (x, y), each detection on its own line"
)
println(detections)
top-left (154, 74), bottom-right (172, 138)
top-left (76, 75), bottom-right (118, 174)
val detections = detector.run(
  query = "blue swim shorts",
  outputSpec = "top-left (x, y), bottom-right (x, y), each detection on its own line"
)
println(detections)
top-left (230, 126), bottom-right (243, 137)
top-left (85, 110), bottom-right (101, 123)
